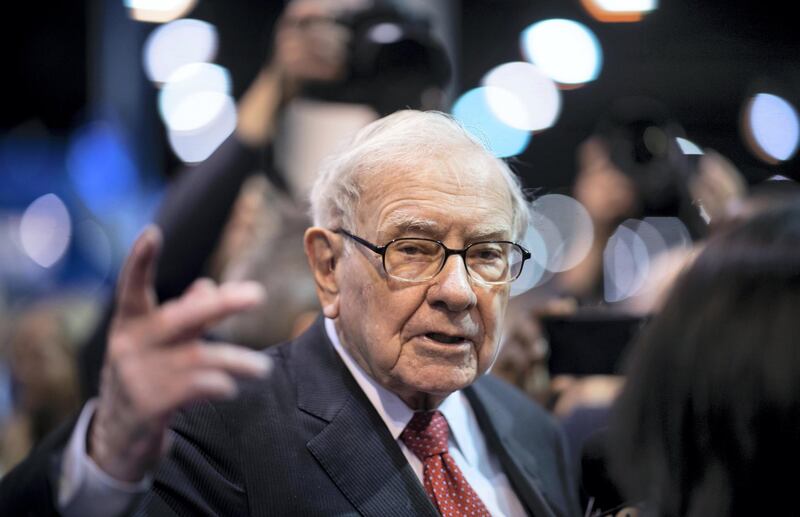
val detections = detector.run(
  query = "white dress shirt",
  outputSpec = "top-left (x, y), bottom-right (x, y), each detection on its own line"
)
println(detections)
top-left (58, 319), bottom-right (526, 516)
top-left (325, 318), bottom-right (526, 517)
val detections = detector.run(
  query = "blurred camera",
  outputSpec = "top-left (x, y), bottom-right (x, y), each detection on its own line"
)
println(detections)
top-left (303, 0), bottom-right (451, 115)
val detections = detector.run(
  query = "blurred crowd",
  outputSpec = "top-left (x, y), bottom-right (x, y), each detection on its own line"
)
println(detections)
top-left (3, 1), bottom-right (800, 515)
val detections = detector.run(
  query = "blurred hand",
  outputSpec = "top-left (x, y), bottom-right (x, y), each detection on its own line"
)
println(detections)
top-left (550, 374), bottom-right (624, 419)
top-left (271, 0), bottom-right (351, 94)
top-left (690, 149), bottom-right (747, 225)
top-left (88, 227), bottom-right (271, 482)
top-left (236, 0), bottom-right (353, 145)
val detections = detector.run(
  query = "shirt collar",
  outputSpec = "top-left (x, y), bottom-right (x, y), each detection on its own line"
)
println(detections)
top-left (324, 317), bottom-right (468, 451)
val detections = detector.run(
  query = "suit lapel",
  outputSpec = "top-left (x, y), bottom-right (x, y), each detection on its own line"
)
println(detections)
top-left (465, 382), bottom-right (559, 517)
top-left (293, 320), bottom-right (437, 517)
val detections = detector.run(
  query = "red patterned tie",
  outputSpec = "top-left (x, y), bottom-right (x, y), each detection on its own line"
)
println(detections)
top-left (400, 410), bottom-right (492, 517)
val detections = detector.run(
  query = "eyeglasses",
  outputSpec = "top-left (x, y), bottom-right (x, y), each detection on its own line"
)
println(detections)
top-left (335, 229), bottom-right (531, 285)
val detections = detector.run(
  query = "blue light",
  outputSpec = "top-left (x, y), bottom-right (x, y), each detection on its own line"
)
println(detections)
top-left (66, 122), bottom-right (140, 218)
top-left (749, 93), bottom-right (799, 162)
top-left (451, 87), bottom-right (531, 158)
top-left (521, 19), bottom-right (602, 85)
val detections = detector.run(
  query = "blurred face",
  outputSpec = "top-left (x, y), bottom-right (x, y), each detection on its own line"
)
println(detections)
top-left (334, 157), bottom-right (515, 408)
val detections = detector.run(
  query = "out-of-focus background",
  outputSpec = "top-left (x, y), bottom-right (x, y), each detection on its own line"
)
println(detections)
top-left (3, 0), bottom-right (798, 296)
top-left (1, 0), bottom-right (798, 475)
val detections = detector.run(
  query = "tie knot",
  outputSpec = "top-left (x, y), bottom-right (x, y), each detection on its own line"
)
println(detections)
top-left (400, 410), bottom-right (450, 460)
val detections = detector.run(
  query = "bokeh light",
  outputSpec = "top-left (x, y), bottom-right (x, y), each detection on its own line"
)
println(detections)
top-left (581, 0), bottom-right (657, 23)
top-left (159, 63), bottom-right (233, 131)
top-left (167, 90), bottom-right (233, 133)
top-left (529, 194), bottom-right (594, 272)
top-left (643, 216), bottom-right (691, 249)
top-left (603, 217), bottom-right (689, 303)
top-left (521, 19), bottom-right (602, 86)
top-left (676, 137), bottom-right (703, 155)
top-left (604, 222), bottom-right (649, 303)
top-left (66, 121), bottom-right (139, 218)
top-left (482, 62), bottom-right (561, 131)
top-left (125, 0), bottom-right (198, 24)
top-left (368, 22), bottom-right (403, 44)
top-left (167, 95), bottom-right (237, 163)
top-left (451, 87), bottom-right (532, 158)
top-left (143, 19), bottom-right (218, 84)
top-left (743, 93), bottom-right (800, 164)
top-left (19, 194), bottom-right (72, 268)
top-left (0, 213), bottom-right (45, 285)
top-left (511, 221), bottom-right (550, 296)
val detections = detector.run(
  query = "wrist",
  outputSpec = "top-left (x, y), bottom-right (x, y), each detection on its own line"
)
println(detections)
top-left (88, 403), bottom-right (165, 483)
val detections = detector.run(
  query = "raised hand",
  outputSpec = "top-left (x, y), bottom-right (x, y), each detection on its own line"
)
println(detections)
top-left (88, 227), bottom-right (271, 482)
top-left (271, 0), bottom-right (351, 94)
top-left (236, 0), bottom-right (352, 146)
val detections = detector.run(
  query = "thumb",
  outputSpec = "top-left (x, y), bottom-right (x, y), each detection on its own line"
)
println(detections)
top-left (116, 226), bottom-right (162, 319)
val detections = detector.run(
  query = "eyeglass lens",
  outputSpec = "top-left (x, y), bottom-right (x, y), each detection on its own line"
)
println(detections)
top-left (384, 239), bottom-right (523, 283)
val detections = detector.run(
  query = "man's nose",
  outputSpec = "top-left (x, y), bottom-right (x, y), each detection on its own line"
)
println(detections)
top-left (427, 254), bottom-right (478, 312)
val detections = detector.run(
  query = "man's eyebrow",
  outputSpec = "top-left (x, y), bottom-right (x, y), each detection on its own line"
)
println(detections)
top-left (379, 214), bottom-right (512, 241)
top-left (380, 214), bottom-right (442, 238)
top-left (470, 227), bottom-right (513, 241)
top-left (467, 225), bottom-right (514, 242)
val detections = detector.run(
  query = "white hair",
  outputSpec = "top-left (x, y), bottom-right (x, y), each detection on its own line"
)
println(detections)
top-left (309, 110), bottom-right (530, 240)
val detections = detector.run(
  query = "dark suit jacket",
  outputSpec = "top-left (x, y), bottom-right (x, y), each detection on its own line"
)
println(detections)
top-left (0, 319), bottom-right (579, 516)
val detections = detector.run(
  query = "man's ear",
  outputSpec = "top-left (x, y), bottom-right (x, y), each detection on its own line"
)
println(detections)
top-left (304, 227), bottom-right (341, 319)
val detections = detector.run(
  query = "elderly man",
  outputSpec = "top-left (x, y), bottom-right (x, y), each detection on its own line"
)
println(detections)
top-left (0, 111), bottom-right (578, 516)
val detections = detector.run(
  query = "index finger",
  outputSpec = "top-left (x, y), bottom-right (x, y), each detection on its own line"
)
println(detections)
top-left (116, 226), bottom-right (163, 319)
top-left (154, 281), bottom-right (266, 345)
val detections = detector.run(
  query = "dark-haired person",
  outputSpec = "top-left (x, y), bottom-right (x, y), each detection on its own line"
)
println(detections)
top-left (608, 201), bottom-right (800, 516)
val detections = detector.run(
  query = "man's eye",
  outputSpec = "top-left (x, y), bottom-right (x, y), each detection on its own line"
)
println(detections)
top-left (472, 247), bottom-right (504, 261)
top-left (397, 245), bottom-right (424, 255)
top-left (392, 241), bottom-right (439, 258)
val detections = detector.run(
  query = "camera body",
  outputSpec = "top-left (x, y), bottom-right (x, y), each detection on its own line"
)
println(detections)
top-left (303, 0), bottom-right (451, 115)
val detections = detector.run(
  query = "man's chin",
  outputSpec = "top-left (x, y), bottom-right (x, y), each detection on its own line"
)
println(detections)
top-left (394, 365), bottom-right (479, 403)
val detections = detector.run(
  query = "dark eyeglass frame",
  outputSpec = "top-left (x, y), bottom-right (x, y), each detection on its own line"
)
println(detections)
top-left (334, 228), bottom-right (531, 285)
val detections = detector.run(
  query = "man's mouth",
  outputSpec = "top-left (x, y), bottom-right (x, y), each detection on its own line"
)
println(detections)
top-left (425, 332), bottom-right (468, 344)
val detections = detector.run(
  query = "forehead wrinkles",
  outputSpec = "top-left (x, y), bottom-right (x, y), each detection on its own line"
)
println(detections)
top-left (359, 181), bottom-right (513, 242)
top-left (379, 211), bottom-right (511, 241)
top-left (350, 148), bottom-right (515, 233)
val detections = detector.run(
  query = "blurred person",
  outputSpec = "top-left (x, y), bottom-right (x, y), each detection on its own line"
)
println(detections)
top-left (0, 306), bottom-right (79, 473)
top-left (607, 200), bottom-right (800, 516)
top-left (492, 297), bottom-right (577, 406)
top-left (712, 175), bottom-right (800, 232)
top-left (576, 181), bottom-right (800, 515)
top-left (496, 100), bottom-right (749, 509)
top-left (79, 0), bottom-right (452, 398)
top-left (560, 97), bottom-right (709, 305)
top-left (208, 174), bottom-right (321, 346)
top-left (0, 111), bottom-right (579, 517)
top-left (497, 98), bottom-right (717, 406)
